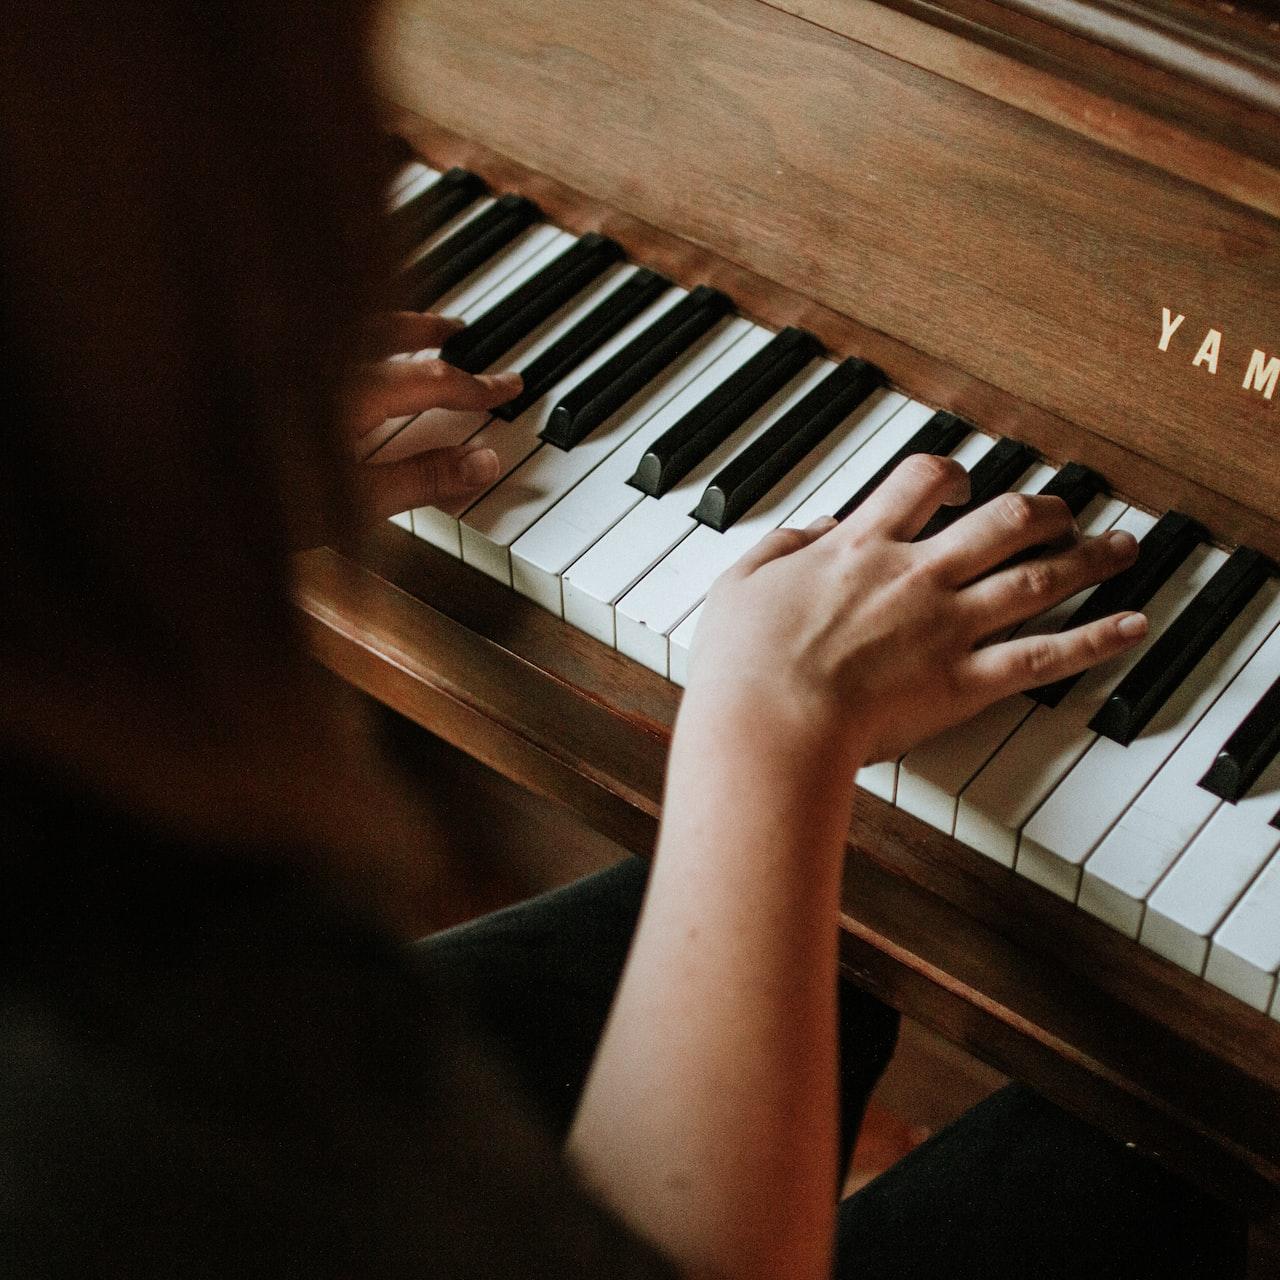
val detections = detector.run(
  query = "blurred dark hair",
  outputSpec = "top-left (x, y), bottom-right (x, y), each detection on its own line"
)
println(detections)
top-left (0, 1), bottom-right (438, 917)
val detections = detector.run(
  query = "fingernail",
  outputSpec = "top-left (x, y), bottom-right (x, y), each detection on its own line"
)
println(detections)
top-left (808, 515), bottom-right (839, 533)
top-left (481, 371), bottom-right (522, 392)
top-left (441, 316), bottom-right (465, 330)
top-left (1117, 612), bottom-right (1148, 639)
top-left (1107, 529), bottom-right (1138, 556)
top-left (461, 447), bottom-right (499, 486)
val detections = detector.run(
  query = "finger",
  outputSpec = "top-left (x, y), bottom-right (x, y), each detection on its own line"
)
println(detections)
top-left (353, 360), bottom-right (522, 431)
top-left (958, 527), bottom-right (1139, 638)
top-left (963, 610), bottom-right (1148, 703)
top-left (721, 517), bottom-right (836, 581)
top-left (367, 311), bottom-right (465, 355)
top-left (362, 443), bottom-right (501, 522)
top-left (921, 492), bottom-right (1077, 585)
top-left (835, 453), bottom-right (969, 543)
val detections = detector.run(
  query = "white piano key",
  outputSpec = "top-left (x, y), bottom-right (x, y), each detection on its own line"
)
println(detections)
top-left (1003, 534), bottom-right (1221, 891)
top-left (893, 494), bottom-right (1129, 835)
top-left (400, 190), bottom-right (518, 274)
top-left (669, 603), bottom-right (700, 687)
top-left (1080, 590), bottom-right (1280, 936)
top-left (1206, 849), bottom-right (1280, 1010)
top-left (613, 378), bottom-right (912, 674)
top-left (399, 192), bottom-right (493, 271)
top-left (858, 760), bottom-right (899, 802)
top-left (953, 507), bottom-right (1165, 867)
top-left (562, 354), bottom-right (820, 648)
top-left (778, 400), bottom-right (939, 531)
top-left (502, 314), bottom-right (752, 611)
top-left (458, 283), bottom-right (692, 583)
top-left (1019, 566), bottom-right (1278, 902)
top-left (388, 510), bottom-right (413, 533)
top-left (435, 226), bottom-right (569, 315)
top-left (508, 321), bottom-right (771, 616)
top-left (389, 163), bottom-right (439, 205)
top-left (361, 222), bottom-right (568, 462)
top-left (1141, 753), bottom-right (1280, 974)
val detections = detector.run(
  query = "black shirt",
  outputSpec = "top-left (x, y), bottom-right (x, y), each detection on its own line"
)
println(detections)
top-left (0, 755), bottom-right (677, 1279)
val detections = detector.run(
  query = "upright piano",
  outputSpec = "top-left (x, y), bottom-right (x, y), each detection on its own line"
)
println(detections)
top-left (296, 0), bottom-right (1280, 1255)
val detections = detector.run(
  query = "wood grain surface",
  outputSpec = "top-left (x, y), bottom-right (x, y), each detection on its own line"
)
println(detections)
top-left (377, 0), bottom-right (1280, 534)
top-left (770, 0), bottom-right (1280, 218)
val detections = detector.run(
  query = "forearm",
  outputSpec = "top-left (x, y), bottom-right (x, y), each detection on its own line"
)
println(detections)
top-left (568, 685), bottom-right (863, 1280)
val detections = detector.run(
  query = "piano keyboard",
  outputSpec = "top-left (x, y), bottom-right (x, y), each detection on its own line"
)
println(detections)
top-left (380, 162), bottom-right (1280, 1020)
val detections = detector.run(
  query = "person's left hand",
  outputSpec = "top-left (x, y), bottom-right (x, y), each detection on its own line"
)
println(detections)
top-left (347, 311), bottom-right (522, 522)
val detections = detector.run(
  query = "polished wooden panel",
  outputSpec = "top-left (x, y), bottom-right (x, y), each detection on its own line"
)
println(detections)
top-left (378, 0), bottom-right (1280, 532)
top-left (772, 0), bottom-right (1280, 218)
top-left (297, 524), bottom-right (1280, 1223)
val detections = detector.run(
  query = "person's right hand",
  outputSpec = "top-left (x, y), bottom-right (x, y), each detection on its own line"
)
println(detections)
top-left (687, 452), bottom-right (1146, 766)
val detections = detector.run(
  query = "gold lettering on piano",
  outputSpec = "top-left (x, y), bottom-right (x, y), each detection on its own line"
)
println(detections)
top-left (1158, 310), bottom-right (1276, 401)
top-left (1192, 328), bottom-right (1222, 375)
top-left (1158, 308), bottom-right (1185, 352)
top-left (1243, 349), bottom-right (1280, 401)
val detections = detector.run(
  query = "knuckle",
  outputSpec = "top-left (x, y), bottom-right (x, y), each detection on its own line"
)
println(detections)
top-left (898, 452), bottom-right (956, 490)
top-left (994, 492), bottom-right (1036, 532)
top-left (1021, 638), bottom-right (1060, 680)
top-left (1080, 623), bottom-right (1109, 663)
top-left (764, 527), bottom-right (808, 555)
top-left (904, 544), bottom-right (948, 587)
top-left (1016, 561), bottom-right (1056, 600)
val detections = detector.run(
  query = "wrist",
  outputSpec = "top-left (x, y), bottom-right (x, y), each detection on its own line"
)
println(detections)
top-left (677, 674), bottom-right (869, 777)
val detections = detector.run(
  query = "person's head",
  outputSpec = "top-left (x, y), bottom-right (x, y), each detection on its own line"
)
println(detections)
top-left (1, 1), bottom-right (439, 920)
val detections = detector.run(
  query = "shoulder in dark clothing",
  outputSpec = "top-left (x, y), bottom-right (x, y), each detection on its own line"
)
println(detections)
top-left (0, 756), bottom-right (678, 1280)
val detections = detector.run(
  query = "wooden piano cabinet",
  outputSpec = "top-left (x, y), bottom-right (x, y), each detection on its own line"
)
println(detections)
top-left (317, 0), bottom-right (1280, 1256)
top-left (378, 0), bottom-right (1280, 547)
top-left (297, 525), bottom-right (1280, 1227)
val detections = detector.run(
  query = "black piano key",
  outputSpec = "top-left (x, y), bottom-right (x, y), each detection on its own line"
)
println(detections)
top-left (390, 167), bottom-right (487, 244)
top-left (489, 268), bottom-right (670, 422)
top-left (914, 437), bottom-right (1037, 541)
top-left (628, 327), bottom-right (824, 497)
top-left (1037, 462), bottom-right (1106, 517)
top-left (1090, 547), bottom-right (1271, 746)
top-left (1271, 807), bottom-right (1280, 831)
top-left (1200, 674), bottom-right (1280, 803)
top-left (541, 285), bottom-right (734, 449)
top-left (439, 232), bottom-right (626, 374)
top-left (691, 358), bottom-right (883, 532)
top-left (833, 410), bottom-right (971, 521)
top-left (405, 193), bottom-right (540, 311)
top-left (1029, 510), bottom-right (1205, 708)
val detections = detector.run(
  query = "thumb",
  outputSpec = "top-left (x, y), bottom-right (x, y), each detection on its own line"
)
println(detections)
top-left (363, 443), bottom-right (500, 522)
